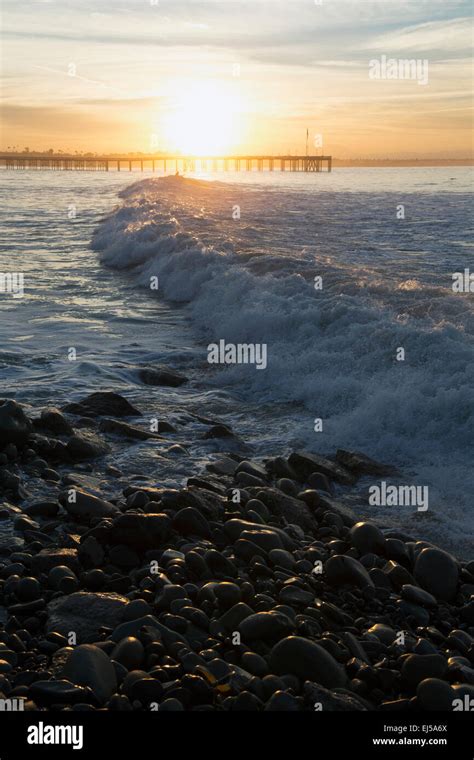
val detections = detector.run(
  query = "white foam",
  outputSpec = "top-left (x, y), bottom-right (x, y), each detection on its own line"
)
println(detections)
top-left (92, 175), bottom-right (474, 544)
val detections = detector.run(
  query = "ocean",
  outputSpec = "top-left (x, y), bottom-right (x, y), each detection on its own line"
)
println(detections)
top-left (0, 167), bottom-right (473, 554)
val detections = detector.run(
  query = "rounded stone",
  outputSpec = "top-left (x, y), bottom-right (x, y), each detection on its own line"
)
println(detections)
top-left (326, 554), bottom-right (374, 588)
top-left (214, 582), bottom-right (241, 609)
top-left (350, 522), bottom-right (385, 555)
top-left (239, 612), bottom-right (294, 642)
top-left (15, 577), bottom-right (41, 602)
top-left (60, 644), bottom-right (117, 704)
top-left (172, 507), bottom-right (211, 538)
top-left (111, 637), bottom-right (145, 671)
top-left (416, 678), bottom-right (455, 711)
top-left (269, 636), bottom-right (347, 688)
top-left (402, 654), bottom-right (448, 687)
top-left (414, 548), bottom-right (459, 601)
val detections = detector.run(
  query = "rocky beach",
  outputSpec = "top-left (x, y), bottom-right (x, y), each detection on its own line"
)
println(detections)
top-left (1, 391), bottom-right (473, 713)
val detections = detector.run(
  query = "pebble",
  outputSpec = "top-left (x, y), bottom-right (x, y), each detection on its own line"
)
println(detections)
top-left (29, 679), bottom-right (95, 706)
top-left (15, 577), bottom-right (41, 602)
top-left (61, 644), bottom-right (117, 703)
top-left (416, 678), bottom-right (455, 710)
top-left (46, 592), bottom-right (129, 643)
top-left (350, 522), bottom-right (385, 555)
top-left (269, 636), bottom-right (347, 688)
top-left (111, 637), bottom-right (145, 671)
top-left (239, 611), bottom-right (295, 642)
top-left (172, 507), bottom-right (211, 538)
top-left (414, 548), bottom-right (459, 601)
top-left (326, 554), bottom-right (374, 588)
top-left (402, 654), bottom-right (448, 686)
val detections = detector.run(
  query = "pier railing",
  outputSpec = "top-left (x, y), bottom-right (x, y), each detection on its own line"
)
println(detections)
top-left (0, 155), bottom-right (332, 173)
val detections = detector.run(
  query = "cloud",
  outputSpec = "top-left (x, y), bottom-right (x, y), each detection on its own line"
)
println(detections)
top-left (365, 17), bottom-right (473, 54)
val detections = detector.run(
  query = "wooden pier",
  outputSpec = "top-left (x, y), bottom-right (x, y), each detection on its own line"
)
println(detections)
top-left (0, 154), bottom-right (332, 173)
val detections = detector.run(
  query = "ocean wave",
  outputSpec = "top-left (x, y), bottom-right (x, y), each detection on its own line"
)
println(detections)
top-left (91, 176), bottom-right (474, 524)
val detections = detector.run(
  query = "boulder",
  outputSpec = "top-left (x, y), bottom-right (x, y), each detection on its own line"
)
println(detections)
top-left (46, 592), bottom-right (129, 643)
top-left (0, 400), bottom-right (33, 445)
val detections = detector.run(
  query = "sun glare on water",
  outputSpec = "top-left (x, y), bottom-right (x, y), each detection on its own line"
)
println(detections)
top-left (162, 80), bottom-right (245, 156)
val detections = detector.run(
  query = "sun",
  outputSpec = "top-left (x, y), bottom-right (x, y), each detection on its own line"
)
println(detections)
top-left (161, 80), bottom-right (245, 156)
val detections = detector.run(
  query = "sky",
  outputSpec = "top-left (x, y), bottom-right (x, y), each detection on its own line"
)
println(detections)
top-left (1, 0), bottom-right (473, 157)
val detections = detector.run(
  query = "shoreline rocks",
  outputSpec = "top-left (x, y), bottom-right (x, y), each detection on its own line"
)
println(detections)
top-left (0, 400), bottom-right (472, 712)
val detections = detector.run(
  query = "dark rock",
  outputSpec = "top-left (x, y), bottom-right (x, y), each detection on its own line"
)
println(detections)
top-left (61, 644), bottom-right (117, 703)
top-left (416, 678), bottom-right (455, 711)
top-left (241, 529), bottom-right (283, 552)
top-left (109, 545), bottom-right (140, 570)
top-left (350, 522), bottom-right (385, 555)
top-left (172, 507), bottom-right (211, 538)
top-left (15, 577), bottom-right (41, 602)
top-left (126, 677), bottom-right (164, 704)
top-left (383, 560), bottom-right (415, 590)
top-left (396, 600), bottom-right (430, 626)
top-left (48, 565), bottom-right (79, 592)
top-left (99, 418), bottom-right (164, 441)
top-left (326, 555), bottom-right (374, 588)
top-left (218, 603), bottom-right (254, 632)
top-left (239, 611), bottom-right (295, 642)
top-left (203, 425), bottom-right (235, 439)
top-left (0, 400), bottom-right (33, 445)
top-left (38, 408), bottom-right (74, 435)
top-left (29, 679), bottom-right (95, 706)
top-left (253, 488), bottom-right (314, 532)
top-left (224, 519), bottom-right (295, 551)
top-left (111, 637), bottom-right (145, 670)
top-left (288, 451), bottom-right (355, 485)
top-left (279, 586), bottom-right (314, 606)
top-left (206, 458), bottom-right (238, 476)
top-left (402, 654), bottom-right (448, 687)
top-left (401, 584), bottom-right (437, 608)
top-left (304, 681), bottom-right (369, 710)
top-left (241, 652), bottom-right (269, 677)
top-left (366, 624), bottom-right (397, 645)
top-left (268, 549), bottom-right (296, 571)
top-left (66, 434), bottom-right (109, 461)
top-left (264, 691), bottom-right (301, 711)
top-left (414, 548), bottom-right (459, 601)
top-left (108, 513), bottom-right (171, 550)
top-left (269, 636), bottom-right (347, 688)
top-left (63, 392), bottom-right (141, 418)
top-left (214, 583), bottom-right (241, 609)
top-left (235, 461), bottom-right (268, 480)
top-left (23, 501), bottom-right (59, 518)
top-left (78, 537), bottom-right (105, 569)
top-left (32, 548), bottom-right (80, 575)
top-left (46, 592), bottom-right (129, 643)
top-left (59, 488), bottom-right (118, 520)
top-left (335, 450), bottom-right (397, 476)
top-left (111, 616), bottom-right (186, 649)
top-left (138, 367), bottom-right (188, 387)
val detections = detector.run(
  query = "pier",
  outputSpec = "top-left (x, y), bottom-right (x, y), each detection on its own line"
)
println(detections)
top-left (0, 154), bottom-right (332, 173)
